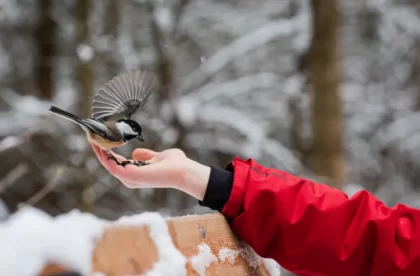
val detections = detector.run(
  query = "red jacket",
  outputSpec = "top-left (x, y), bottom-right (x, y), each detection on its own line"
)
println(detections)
top-left (221, 157), bottom-right (420, 276)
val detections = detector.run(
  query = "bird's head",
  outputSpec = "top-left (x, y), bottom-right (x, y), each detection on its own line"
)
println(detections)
top-left (116, 119), bottom-right (145, 142)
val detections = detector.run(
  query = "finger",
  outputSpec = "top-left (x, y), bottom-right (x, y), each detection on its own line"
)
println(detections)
top-left (90, 143), bottom-right (108, 167)
top-left (102, 156), bottom-right (126, 174)
top-left (120, 179), bottom-right (138, 189)
top-left (90, 142), bottom-right (101, 157)
top-left (89, 143), bottom-right (109, 163)
top-left (102, 151), bottom-right (133, 175)
top-left (132, 148), bottom-right (159, 161)
top-left (91, 146), bottom-right (123, 171)
top-left (107, 149), bottom-right (127, 163)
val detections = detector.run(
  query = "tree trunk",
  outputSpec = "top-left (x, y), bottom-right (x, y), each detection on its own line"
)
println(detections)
top-left (103, 0), bottom-right (121, 78)
top-left (34, 0), bottom-right (56, 100)
top-left (77, 0), bottom-right (95, 213)
top-left (308, 0), bottom-right (344, 189)
top-left (77, 0), bottom-right (94, 118)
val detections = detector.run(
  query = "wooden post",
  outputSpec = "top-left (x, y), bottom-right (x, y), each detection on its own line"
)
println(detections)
top-left (38, 213), bottom-right (278, 276)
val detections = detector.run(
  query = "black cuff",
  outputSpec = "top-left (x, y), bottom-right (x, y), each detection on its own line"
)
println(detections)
top-left (198, 166), bottom-right (234, 211)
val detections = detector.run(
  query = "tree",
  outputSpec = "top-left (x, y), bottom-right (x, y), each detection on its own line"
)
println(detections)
top-left (34, 0), bottom-right (56, 100)
top-left (77, 0), bottom-right (94, 118)
top-left (307, 0), bottom-right (344, 189)
top-left (77, 0), bottom-right (95, 212)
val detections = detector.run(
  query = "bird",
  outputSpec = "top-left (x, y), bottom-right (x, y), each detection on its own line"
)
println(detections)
top-left (49, 69), bottom-right (160, 167)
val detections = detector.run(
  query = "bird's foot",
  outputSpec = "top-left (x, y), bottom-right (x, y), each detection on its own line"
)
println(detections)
top-left (129, 160), bottom-right (150, 167)
top-left (119, 160), bottom-right (150, 167)
top-left (107, 153), bottom-right (122, 165)
top-left (107, 153), bottom-right (149, 167)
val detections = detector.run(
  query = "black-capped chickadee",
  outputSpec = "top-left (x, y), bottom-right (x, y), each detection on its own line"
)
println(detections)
top-left (49, 69), bottom-right (160, 167)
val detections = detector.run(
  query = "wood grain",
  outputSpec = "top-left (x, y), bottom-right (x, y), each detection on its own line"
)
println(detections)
top-left (40, 213), bottom-right (272, 276)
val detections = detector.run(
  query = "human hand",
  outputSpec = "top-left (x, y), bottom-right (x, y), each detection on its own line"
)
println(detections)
top-left (90, 144), bottom-right (211, 201)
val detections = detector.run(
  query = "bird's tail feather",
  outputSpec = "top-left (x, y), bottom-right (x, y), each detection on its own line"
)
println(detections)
top-left (49, 106), bottom-right (85, 127)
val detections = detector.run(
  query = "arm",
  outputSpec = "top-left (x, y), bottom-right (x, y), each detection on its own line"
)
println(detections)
top-left (91, 145), bottom-right (420, 276)
top-left (199, 157), bottom-right (420, 276)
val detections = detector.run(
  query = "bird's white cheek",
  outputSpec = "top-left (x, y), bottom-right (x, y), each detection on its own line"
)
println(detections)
top-left (116, 122), bottom-right (138, 135)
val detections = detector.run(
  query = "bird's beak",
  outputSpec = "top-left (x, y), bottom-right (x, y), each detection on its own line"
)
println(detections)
top-left (137, 135), bottom-right (145, 142)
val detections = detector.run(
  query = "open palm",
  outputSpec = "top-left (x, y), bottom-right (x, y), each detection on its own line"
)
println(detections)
top-left (91, 144), bottom-right (188, 189)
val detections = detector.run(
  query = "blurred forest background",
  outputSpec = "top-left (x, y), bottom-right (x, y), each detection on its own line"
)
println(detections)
top-left (1, 0), bottom-right (420, 273)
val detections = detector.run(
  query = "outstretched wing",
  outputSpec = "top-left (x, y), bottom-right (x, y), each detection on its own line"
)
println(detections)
top-left (91, 69), bottom-right (160, 120)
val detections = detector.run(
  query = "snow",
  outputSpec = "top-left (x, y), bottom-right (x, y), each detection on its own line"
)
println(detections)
top-left (344, 183), bottom-right (365, 198)
top-left (91, 273), bottom-right (106, 276)
top-left (218, 248), bottom-right (240, 265)
top-left (0, 136), bottom-right (23, 153)
top-left (0, 206), bottom-right (282, 276)
top-left (291, 0), bottom-right (311, 53)
top-left (185, 72), bottom-right (280, 104)
top-left (0, 89), bottom-right (52, 116)
top-left (175, 98), bottom-right (198, 127)
top-left (0, 0), bottom-right (22, 25)
top-left (0, 207), bottom-right (107, 276)
top-left (197, 104), bottom-right (266, 144)
top-left (5, 0), bottom-right (420, 274)
top-left (114, 212), bottom-right (187, 276)
top-left (76, 44), bottom-right (95, 62)
top-left (262, 138), bottom-right (303, 173)
top-left (187, 243), bottom-right (281, 276)
top-left (189, 243), bottom-right (218, 276)
top-left (218, 246), bottom-right (281, 276)
top-left (153, 6), bottom-right (174, 34)
top-left (179, 19), bottom-right (295, 93)
top-left (53, 80), bottom-right (78, 110)
top-left (262, 258), bottom-right (281, 276)
top-left (0, 207), bottom-right (187, 276)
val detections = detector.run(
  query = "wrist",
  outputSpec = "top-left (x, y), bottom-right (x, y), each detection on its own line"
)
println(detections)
top-left (178, 158), bottom-right (211, 201)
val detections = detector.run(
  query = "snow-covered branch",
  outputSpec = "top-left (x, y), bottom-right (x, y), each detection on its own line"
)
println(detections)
top-left (178, 19), bottom-right (295, 94)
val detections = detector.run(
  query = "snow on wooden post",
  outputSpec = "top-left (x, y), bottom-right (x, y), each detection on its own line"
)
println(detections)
top-left (0, 207), bottom-right (280, 276)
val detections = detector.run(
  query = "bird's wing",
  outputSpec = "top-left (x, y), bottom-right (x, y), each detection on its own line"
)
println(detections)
top-left (82, 119), bottom-right (121, 142)
top-left (91, 69), bottom-right (160, 120)
top-left (81, 118), bottom-right (108, 135)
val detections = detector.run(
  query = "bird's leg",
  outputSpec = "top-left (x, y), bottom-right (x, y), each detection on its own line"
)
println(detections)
top-left (106, 150), bottom-right (123, 166)
top-left (106, 150), bottom-right (149, 167)
top-left (121, 159), bottom-right (150, 167)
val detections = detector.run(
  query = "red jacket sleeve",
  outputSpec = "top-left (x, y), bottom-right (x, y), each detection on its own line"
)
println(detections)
top-left (221, 157), bottom-right (420, 276)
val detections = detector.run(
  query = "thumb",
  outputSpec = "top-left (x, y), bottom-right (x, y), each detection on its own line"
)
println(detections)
top-left (132, 148), bottom-right (159, 161)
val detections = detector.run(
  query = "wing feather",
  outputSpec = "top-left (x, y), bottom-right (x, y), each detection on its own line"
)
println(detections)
top-left (91, 69), bottom-right (160, 120)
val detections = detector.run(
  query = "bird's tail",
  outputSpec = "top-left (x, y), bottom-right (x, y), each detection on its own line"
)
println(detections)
top-left (49, 106), bottom-right (85, 127)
